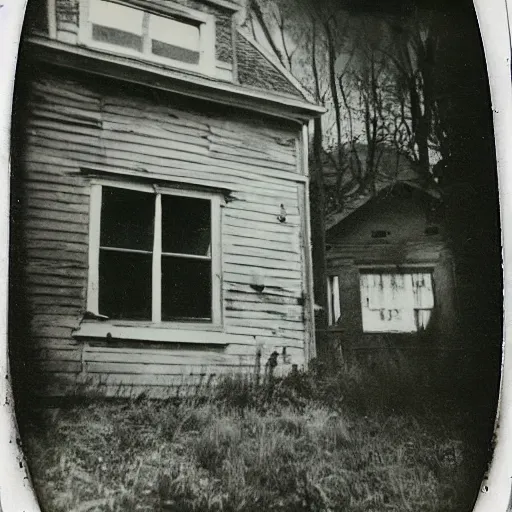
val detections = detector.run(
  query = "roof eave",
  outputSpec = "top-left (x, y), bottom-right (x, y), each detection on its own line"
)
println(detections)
top-left (325, 180), bottom-right (442, 231)
top-left (24, 36), bottom-right (325, 122)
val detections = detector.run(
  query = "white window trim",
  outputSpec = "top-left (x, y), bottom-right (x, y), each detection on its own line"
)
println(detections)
top-left (78, 0), bottom-right (216, 76)
top-left (87, 180), bottom-right (223, 331)
top-left (326, 274), bottom-right (341, 327)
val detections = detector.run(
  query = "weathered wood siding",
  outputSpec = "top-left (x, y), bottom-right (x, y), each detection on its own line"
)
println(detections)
top-left (14, 65), bottom-right (310, 397)
top-left (325, 189), bottom-right (458, 374)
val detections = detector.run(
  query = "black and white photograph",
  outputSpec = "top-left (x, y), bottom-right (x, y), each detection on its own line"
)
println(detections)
top-left (1, 0), bottom-right (511, 510)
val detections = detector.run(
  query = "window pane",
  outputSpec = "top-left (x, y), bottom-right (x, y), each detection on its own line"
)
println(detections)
top-left (151, 40), bottom-right (200, 64)
top-left (360, 272), bottom-right (434, 333)
top-left (161, 256), bottom-right (211, 321)
top-left (149, 15), bottom-right (200, 64)
top-left (330, 275), bottom-right (341, 325)
top-left (161, 195), bottom-right (211, 255)
top-left (99, 250), bottom-right (152, 320)
top-left (89, 0), bottom-right (144, 34)
top-left (92, 25), bottom-right (143, 51)
top-left (100, 187), bottom-right (154, 251)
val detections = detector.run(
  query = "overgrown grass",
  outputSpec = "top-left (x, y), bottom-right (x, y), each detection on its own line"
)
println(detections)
top-left (19, 361), bottom-right (493, 512)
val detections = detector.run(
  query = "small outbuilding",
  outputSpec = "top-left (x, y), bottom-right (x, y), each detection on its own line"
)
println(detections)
top-left (324, 180), bottom-right (459, 376)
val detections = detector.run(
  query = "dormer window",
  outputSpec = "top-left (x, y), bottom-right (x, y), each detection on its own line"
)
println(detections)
top-left (80, 0), bottom-right (215, 75)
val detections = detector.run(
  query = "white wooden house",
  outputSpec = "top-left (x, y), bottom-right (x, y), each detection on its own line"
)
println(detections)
top-left (11, 0), bottom-right (324, 397)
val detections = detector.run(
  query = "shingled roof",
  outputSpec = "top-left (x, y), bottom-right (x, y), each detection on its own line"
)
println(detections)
top-left (236, 30), bottom-right (313, 103)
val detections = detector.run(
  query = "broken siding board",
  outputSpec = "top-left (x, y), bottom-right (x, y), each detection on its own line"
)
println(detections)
top-left (225, 301), bottom-right (303, 315)
top-left (225, 291), bottom-right (301, 306)
top-left (224, 324), bottom-right (288, 337)
top-left (225, 202), bottom-right (300, 216)
top-left (223, 210), bottom-right (300, 227)
top-left (225, 282), bottom-right (302, 297)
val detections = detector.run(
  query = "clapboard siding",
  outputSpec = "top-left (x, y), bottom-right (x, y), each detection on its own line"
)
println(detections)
top-left (17, 70), bottom-right (310, 396)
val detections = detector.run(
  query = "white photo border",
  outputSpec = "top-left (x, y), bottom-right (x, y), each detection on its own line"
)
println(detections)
top-left (0, 0), bottom-right (511, 511)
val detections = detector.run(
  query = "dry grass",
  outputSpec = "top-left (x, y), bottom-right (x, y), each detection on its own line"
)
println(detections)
top-left (18, 363), bottom-right (492, 512)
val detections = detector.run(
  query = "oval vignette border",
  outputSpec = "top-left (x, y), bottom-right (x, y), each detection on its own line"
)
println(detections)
top-left (0, 1), bottom-right (511, 511)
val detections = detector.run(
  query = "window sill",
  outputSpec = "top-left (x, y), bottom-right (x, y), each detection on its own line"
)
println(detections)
top-left (73, 321), bottom-right (234, 345)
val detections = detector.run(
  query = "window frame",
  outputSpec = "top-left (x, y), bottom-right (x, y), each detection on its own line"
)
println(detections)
top-left (358, 267), bottom-right (435, 334)
top-left (78, 0), bottom-right (216, 76)
top-left (87, 180), bottom-right (223, 329)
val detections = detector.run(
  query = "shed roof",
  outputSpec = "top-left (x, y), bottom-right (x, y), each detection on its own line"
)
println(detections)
top-left (325, 172), bottom-right (441, 231)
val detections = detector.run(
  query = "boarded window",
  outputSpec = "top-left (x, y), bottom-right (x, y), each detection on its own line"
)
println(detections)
top-left (95, 186), bottom-right (216, 323)
top-left (327, 275), bottom-right (341, 326)
top-left (360, 272), bottom-right (434, 333)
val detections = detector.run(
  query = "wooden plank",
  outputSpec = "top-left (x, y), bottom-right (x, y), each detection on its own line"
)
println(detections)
top-left (27, 295), bottom-right (85, 307)
top-left (24, 180), bottom-right (89, 197)
top-left (25, 239), bottom-right (88, 253)
top-left (225, 281), bottom-right (302, 298)
top-left (227, 202), bottom-right (300, 217)
top-left (224, 208), bottom-right (300, 227)
top-left (224, 266), bottom-right (302, 280)
top-left (36, 348), bottom-right (82, 362)
top-left (224, 255), bottom-right (302, 272)
top-left (73, 323), bottom-right (251, 345)
top-left (23, 207), bottom-right (88, 224)
top-left (25, 198), bottom-right (89, 214)
top-left (25, 229), bottom-right (88, 244)
top-left (225, 300), bottom-right (303, 315)
top-left (225, 325), bottom-right (303, 340)
top-left (84, 350), bottom-right (229, 366)
top-left (225, 342), bottom-right (304, 354)
top-left (102, 121), bottom-right (211, 149)
top-left (26, 274), bottom-right (85, 288)
top-left (224, 245), bottom-right (300, 262)
top-left (225, 291), bottom-right (301, 306)
top-left (224, 218), bottom-right (298, 236)
top-left (223, 233), bottom-right (298, 253)
top-left (83, 362), bottom-right (255, 375)
top-left (29, 286), bottom-right (85, 298)
top-left (25, 188), bottom-right (88, 205)
top-left (28, 305), bottom-right (83, 316)
top-left (26, 249), bottom-right (87, 265)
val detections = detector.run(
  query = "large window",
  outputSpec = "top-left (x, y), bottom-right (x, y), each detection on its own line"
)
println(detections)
top-left (360, 271), bottom-right (434, 333)
top-left (87, 183), bottom-right (222, 325)
top-left (80, 0), bottom-right (215, 75)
